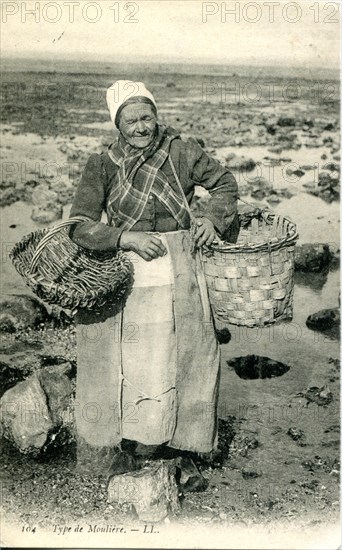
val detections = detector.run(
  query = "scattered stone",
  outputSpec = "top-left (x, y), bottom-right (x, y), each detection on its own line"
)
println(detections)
top-left (286, 167), bottom-right (305, 177)
top-left (324, 162), bottom-right (340, 172)
top-left (267, 146), bottom-right (282, 153)
top-left (241, 469), bottom-right (260, 479)
top-left (301, 456), bottom-right (327, 472)
top-left (227, 355), bottom-right (290, 380)
top-left (287, 428), bottom-right (306, 445)
top-left (295, 385), bottom-right (334, 407)
top-left (306, 308), bottom-right (340, 334)
top-left (251, 188), bottom-right (268, 200)
top-left (277, 117), bottom-right (296, 127)
top-left (0, 187), bottom-right (19, 207)
top-left (0, 372), bottom-right (53, 453)
top-left (294, 243), bottom-right (331, 272)
top-left (225, 153), bottom-right (256, 172)
top-left (107, 460), bottom-right (180, 522)
top-left (229, 433), bottom-right (259, 458)
top-left (300, 164), bottom-right (316, 170)
top-left (266, 195), bottom-right (281, 205)
top-left (0, 295), bottom-right (49, 332)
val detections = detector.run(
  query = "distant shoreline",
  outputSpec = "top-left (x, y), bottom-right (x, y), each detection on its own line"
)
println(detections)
top-left (0, 56), bottom-right (339, 81)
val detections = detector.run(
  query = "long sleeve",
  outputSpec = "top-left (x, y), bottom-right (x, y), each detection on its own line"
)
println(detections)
top-left (185, 139), bottom-right (238, 238)
top-left (69, 153), bottom-right (123, 252)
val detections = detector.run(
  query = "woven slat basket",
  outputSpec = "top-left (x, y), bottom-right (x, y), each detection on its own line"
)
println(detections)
top-left (10, 217), bottom-right (133, 312)
top-left (202, 209), bottom-right (299, 328)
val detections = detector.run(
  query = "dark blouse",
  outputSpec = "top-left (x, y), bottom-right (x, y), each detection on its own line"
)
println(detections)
top-left (69, 136), bottom-right (238, 252)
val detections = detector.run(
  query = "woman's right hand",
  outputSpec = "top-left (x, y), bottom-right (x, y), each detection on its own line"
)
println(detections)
top-left (119, 231), bottom-right (167, 261)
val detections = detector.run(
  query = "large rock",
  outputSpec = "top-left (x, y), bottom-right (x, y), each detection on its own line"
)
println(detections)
top-left (294, 243), bottom-right (331, 272)
top-left (0, 361), bottom-right (27, 398)
top-left (0, 295), bottom-right (49, 332)
top-left (31, 183), bottom-right (63, 223)
top-left (0, 373), bottom-right (53, 453)
top-left (31, 205), bottom-right (63, 223)
top-left (306, 308), bottom-right (340, 333)
top-left (37, 363), bottom-right (75, 428)
top-left (107, 460), bottom-right (180, 522)
top-left (227, 355), bottom-right (290, 380)
top-left (31, 183), bottom-right (58, 208)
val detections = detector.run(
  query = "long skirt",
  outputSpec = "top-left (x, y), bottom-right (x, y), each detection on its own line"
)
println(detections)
top-left (74, 230), bottom-right (220, 474)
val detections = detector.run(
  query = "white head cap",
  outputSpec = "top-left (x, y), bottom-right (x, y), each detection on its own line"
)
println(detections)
top-left (106, 80), bottom-right (157, 126)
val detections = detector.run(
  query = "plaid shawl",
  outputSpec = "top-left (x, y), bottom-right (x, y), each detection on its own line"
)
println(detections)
top-left (106, 125), bottom-right (190, 230)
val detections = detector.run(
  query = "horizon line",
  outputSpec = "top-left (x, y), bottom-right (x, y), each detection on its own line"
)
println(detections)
top-left (1, 53), bottom-right (340, 72)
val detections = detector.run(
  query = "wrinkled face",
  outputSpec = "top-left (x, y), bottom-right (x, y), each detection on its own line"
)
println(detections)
top-left (118, 103), bottom-right (157, 149)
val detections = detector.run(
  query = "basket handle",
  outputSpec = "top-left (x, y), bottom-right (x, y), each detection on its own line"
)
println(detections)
top-left (30, 216), bottom-right (92, 274)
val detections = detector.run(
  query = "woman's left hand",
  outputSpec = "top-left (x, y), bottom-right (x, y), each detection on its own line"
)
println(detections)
top-left (193, 217), bottom-right (217, 247)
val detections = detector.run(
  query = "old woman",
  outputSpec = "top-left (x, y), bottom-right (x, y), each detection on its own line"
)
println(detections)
top-left (69, 80), bottom-right (238, 480)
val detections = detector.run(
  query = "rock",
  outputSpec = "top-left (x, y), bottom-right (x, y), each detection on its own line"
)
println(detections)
top-left (324, 162), bottom-right (340, 172)
top-left (251, 188), bottom-right (268, 200)
top-left (0, 361), bottom-right (27, 398)
top-left (107, 460), bottom-right (180, 522)
top-left (295, 385), bottom-right (334, 407)
top-left (277, 116), bottom-right (296, 127)
top-left (31, 183), bottom-right (63, 222)
top-left (0, 295), bottom-right (49, 332)
top-left (175, 456), bottom-right (209, 493)
top-left (278, 188), bottom-right (295, 199)
top-left (107, 451), bottom-right (139, 480)
top-left (241, 469), bottom-right (260, 479)
top-left (263, 155), bottom-right (282, 166)
top-left (0, 373), bottom-right (53, 453)
top-left (49, 181), bottom-right (75, 205)
top-left (37, 363), bottom-right (74, 426)
top-left (229, 432), bottom-right (259, 458)
top-left (294, 243), bottom-right (331, 272)
top-left (266, 195), bottom-right (281, 205)
top-left (31, 184), bottom-right (58, 208)
top-left (286, 167), bottom-right (305, 177)
top-left (318, 171), bottom-right (338, 185)
top-left (300, 164), bottom-right (316, 171)
top-left (31, 205), bottom-right (63, 223)
top-left (227, 355), bottom-right (290, 380)
top-left (287, 427), bottom-right (306, 444)
top-left (215, 327), bottom-right (231, 344)
top-left (0, 187), bottom-right (19, 207)
top-left (306, 308), bottom-right (340, 333)
top-left (225, 153), bottom-right (256, 172)
top-left (267, 146), bottom-right (282, 153)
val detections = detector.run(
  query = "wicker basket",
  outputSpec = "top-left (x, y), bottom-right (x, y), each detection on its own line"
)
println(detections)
top-left (202, 209), bottom-right (299, 328)
top-left (10, 217), bottom-right (133, 312)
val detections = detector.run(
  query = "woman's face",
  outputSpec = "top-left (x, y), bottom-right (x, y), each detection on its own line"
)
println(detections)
top-left (118, 103), bottom-right (157, 149)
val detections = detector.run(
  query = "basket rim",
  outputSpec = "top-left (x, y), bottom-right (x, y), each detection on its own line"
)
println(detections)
top-left (211, 211), bottom-right (298, 254)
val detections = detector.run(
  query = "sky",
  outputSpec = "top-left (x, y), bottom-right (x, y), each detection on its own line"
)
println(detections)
top-left (1, 0), bottom-right (340, 68)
